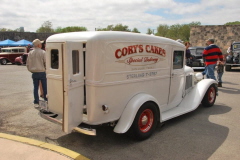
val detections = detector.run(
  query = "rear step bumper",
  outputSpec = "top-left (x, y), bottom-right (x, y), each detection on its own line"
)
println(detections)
top-left (39, 110), bottom-right (62, 125)
top-left (73, 127), bottom-right (96, 136)
top-left (39, 109), bottom-right (96, 136)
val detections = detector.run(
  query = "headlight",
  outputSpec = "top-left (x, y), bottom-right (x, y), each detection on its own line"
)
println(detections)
top-left (195, 73), bottom-right (203, 81)
top-left (233, 52), bottom-right (239, 57)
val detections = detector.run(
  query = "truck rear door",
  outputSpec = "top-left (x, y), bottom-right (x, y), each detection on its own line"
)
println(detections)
top-left (46, 43), bottom-right (64, 120)
top-left (63, 42), bottom-right (85, 133)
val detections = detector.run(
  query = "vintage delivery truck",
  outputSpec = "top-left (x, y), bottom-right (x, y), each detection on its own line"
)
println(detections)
top-left (39, 31), bottom-right (217, 140)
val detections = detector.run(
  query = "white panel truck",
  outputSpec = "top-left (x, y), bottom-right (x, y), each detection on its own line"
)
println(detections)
top-left (39, 31), bottom-right (218, 140)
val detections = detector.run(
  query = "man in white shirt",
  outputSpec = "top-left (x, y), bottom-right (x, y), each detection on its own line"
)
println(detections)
top-left (26, 39), bottom-right (47, 106)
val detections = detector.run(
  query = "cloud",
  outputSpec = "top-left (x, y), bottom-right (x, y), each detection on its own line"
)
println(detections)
top-left (0, 0), bottom-right (239, 33)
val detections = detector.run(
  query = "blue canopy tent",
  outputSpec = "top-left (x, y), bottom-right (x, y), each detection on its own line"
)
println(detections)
top-left (0, 39), bottom-right (16, 46)
top-left (11, 39), bottom-right (32, 46)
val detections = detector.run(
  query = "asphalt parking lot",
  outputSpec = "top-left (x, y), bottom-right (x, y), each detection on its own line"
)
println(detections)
top-left (0, 64), bottom-right (240, 160)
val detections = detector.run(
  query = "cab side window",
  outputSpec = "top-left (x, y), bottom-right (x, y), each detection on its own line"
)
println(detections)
top-left (173, 51), bottom-right (184, 69)
top-left (72, 50), bottom-right (79, 74)
top-left (12, 49), bottom-right (18, 52)
top-left (51, 49), bottom-right (59, 69)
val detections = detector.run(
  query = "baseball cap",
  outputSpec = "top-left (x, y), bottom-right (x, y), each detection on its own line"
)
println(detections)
top-left (32, 39), bottom-right (42, 46)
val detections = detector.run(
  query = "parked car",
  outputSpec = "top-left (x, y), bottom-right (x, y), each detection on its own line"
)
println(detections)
top-left (0, 47), bottom-right (27, 65)
top-left (38, 31), bottom-right (218, 140)
top-left (225, 42), bottom-right (240, 71)
top-left (188, 46), bottom-right (205, 70)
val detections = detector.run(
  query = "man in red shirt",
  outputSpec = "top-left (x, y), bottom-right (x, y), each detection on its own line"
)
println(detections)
top-left (203, 39), bottom-right (223, 81)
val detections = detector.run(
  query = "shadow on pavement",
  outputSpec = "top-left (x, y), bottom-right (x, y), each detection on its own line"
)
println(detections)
top-left (56, 104), bottom-right (231, 160)
top-left (225, 68), bottom-right (240, 72)
top-left (218, 86), bottom-right (240, 95)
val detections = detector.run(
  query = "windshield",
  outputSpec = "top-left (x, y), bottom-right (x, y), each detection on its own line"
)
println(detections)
top-left (233, 43), bottom-right (240, 50)
top-left (196, 48), bottom-right (204, 55)
top-left (189, 49), bottom-right (196, 55)
top-left (189, 48), bottom-right (204, 56)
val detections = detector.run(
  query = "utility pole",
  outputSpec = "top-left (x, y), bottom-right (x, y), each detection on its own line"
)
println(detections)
top-left (152, 29), bottom-right (155, 35)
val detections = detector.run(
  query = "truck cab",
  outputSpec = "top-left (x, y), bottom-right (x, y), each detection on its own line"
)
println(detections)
top-left (225, 42), bottom-right (240, 71)
top-left (39, 31), bottom-right (217, 140)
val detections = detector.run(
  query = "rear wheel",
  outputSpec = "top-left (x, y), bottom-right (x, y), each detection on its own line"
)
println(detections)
top-left (0, 59), bottom-right (7, 65)
top-left (129, 102), bottom-right (159, 140)
top-left (225, 65), bottom-right (231, 71)
top-left (201, 84), bottom-right (217, 107)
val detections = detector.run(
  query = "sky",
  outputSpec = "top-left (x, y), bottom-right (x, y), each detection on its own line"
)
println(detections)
top-left (0, 0), bottom-right (239, 33)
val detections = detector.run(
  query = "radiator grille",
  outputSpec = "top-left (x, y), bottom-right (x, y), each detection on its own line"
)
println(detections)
top-left (185, 75), bottom-right (193, 90)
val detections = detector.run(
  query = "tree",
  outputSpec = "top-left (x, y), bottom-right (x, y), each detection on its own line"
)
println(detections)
top-left (154, 21), bottom-right (201, 41)
top-left (155, 24), bottom-right (169, 37)
top-left (224, 21), bottom-right (240, 25)
top-left (0, 28), bottom-right (14, 32)
top-left (114, 24), bottom-right (131, 32)
top-left (14, 28), bottom-right (21, 32)
top-left (178, 24), bottom-right (190, 41)
top-left (188, 21), bottom-right (201, 26)
top-left (36, 21), bottom-right (54, 33)
top-left (146, 28), bottom-right (153, 35)
top-left (97, 24), bottom-right (131, 32)
top-left (166, 24), bottom-right (182, 40)
top-left (55, 26), bottom-right (87, 33)
top-left (132, 28), bottom-right (140, 33)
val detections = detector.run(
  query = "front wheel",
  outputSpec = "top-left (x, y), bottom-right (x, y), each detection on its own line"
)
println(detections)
top-left (128, 102), bottom-right (159, 140)
top-left (0, 59), bottom-right (7, 65)
top-left (201, 84), bottom-right (217, 107)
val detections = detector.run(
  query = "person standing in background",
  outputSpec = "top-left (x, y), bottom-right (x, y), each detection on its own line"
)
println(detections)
top-left (216, 61), bottom-right (224, 87)
top-left (185, 41), bottom-right (192, 67)
top-left (26, 39), bottom-right (47, 107)
top-left (202, 38), bottom-right (223, 81)
top-left (39, 40), bottom-right (46, 98)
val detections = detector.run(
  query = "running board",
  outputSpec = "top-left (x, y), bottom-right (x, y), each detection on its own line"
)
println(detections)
top-left (161, 103), bottom-right (197, 122)
top-left (73, 127), bottom-right (96, 136)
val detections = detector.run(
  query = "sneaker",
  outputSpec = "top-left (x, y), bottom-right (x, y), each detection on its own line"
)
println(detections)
top-left (42, 111), bottom-right (54, 114)
top-left (40, 110), bottom-right (54, 114)
top-left (218, 82), bottom-right (222, 87)
top-left (34, 103), bottom-right (39, 108)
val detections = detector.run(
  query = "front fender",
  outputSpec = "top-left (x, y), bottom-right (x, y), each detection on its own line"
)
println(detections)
top-left (161, 79), bottom-right (217, 121)
top-left (185, 79), bottom-right (218, 109)
top-left (113, 93), bottom-right (160, 134)
top-left (226, 55), bottom-right (233, 63)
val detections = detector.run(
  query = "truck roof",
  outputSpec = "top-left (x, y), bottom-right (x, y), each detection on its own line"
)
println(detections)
top-left (47, 31), bottom-right (184, 47)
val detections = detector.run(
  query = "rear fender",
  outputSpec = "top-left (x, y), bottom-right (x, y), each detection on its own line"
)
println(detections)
top-left (0, 57), bottom-right (10, 62)
top-left (113, 93), bottom-right (160, 134)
